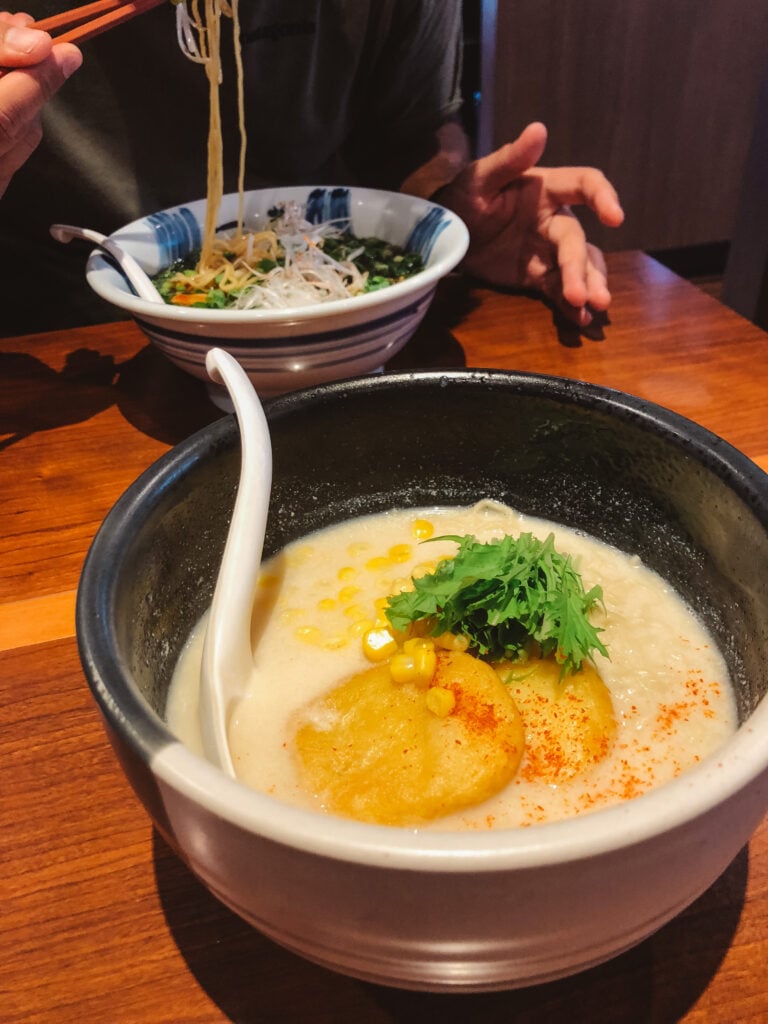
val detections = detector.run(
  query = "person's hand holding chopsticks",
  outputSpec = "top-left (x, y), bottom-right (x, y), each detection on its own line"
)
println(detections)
top-left (0, 11), bottom-right (82, 198)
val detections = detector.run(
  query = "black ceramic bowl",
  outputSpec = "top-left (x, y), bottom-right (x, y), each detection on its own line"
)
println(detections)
top-left (76, 370), bottom-right (768, 992)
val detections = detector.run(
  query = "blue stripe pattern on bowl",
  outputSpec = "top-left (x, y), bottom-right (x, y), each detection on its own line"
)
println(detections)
top-left (305, 187), bottom-right (351, 229)
top-left (133, 291), bottom-right (432, 351)
top-left (405, 207), bottom-right (450, 262)
top-left (147, 207), bottom-right (201, 264)
top-left (136, 293), bottom-right (429, 377)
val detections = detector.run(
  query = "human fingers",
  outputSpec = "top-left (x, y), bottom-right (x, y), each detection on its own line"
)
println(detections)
top-left (0, 17), bottom-right (53, 67)
top-left (561, 240), bottom-right (611, 315)
top-left (535, 165), bottom-right (624, 228)
top-left (547, 207), bottom-right (589, 312)
top-left (546, 210), bottom-right (611, 321)
top-left (0, 42), bottom-right (82, 121)
top-left (0, 42), bottom-right (81, 127)
top-left (584, 171), bottom-right (624, 228)
top-left (0, 45), bottom-right (81, 192)
top-left (463, 122), bottom-right (549, 198)
top-left (583, 243), bottom-right (610, 309)
top-left (0, 11), bottom-right (36, 28)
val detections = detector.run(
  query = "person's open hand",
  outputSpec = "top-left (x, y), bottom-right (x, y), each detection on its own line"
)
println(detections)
top-left (439, 122), bottom-right (624, 326)
top-left (0, 12), bottom-right (81, 198)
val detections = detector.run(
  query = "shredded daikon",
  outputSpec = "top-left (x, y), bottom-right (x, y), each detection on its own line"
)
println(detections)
top-left (234, 203), bottom-right (367, 309)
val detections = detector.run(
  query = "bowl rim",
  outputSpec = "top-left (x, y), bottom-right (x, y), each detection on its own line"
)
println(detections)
top-left (85, 185), bottom-right (470, 323)
top-left (76, 369), bottom-right (768, 871)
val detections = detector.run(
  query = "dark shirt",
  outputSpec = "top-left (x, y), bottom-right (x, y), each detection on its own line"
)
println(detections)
top-left (0, 0), bottom-right (462, 335)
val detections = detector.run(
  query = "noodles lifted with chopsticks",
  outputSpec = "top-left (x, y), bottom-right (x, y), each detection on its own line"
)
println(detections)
top-left (168, 2), bottom-right (424, 309)
top-left (175, 0), bottom-right (246, 269)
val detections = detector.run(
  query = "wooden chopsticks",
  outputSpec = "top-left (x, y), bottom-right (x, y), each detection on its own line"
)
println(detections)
top-left (34, 0), bottom-right (168, 46)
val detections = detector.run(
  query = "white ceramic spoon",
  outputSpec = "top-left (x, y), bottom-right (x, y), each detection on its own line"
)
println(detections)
top-left (50, 223), bottom-right (163, 304)
top-left (199, 348), bottom-right (272, 775)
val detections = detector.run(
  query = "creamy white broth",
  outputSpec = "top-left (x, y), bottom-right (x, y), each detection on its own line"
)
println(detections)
top-left (166, 501), bottom-right (736, 829)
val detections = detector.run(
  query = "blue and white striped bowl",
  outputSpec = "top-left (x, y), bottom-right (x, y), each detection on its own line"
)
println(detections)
top-left (86, 186), bottom-right (469, 402)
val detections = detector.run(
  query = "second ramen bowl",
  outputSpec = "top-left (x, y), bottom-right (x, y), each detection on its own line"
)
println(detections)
top-left (85, 186), bottom-right (469, 405)
top-left (76, 371), bottom-right (768, 992)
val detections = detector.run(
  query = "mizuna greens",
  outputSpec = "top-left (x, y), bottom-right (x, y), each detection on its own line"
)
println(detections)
top-left (385, 533), bottom-right (608, 675)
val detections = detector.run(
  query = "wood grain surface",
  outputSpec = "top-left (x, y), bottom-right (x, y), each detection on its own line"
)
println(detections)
top-left (2, 251), bottom-right (767, 1023)
top-left (483, 1), bottom-right (768, 253)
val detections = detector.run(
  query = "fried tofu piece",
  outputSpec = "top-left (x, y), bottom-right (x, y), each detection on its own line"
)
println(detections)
top-left (499, 657), bottom-right (616, 783)
top-left (293, 650), bottom-right (525, 826)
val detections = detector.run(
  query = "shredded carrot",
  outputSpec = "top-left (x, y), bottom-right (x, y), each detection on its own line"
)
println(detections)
top-left (170, 293), bottom-right (210, 306)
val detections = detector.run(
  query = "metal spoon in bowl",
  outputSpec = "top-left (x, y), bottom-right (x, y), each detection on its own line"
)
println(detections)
top-left (50, 223), bottom-right (163, 304)
top-left (199, 348), bottom-right (272, 775)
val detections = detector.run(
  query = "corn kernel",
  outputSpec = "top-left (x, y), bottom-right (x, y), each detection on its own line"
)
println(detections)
top-left (337, 566), bottom-right (357, 581)
top-left (388, 544), bottom-right (413, 563)
top-left (344, 603), bottom-right (366, 620)
top-left (296, 625), bottom-right (322, 645)
top-left (389, 653), bottom-right (416, 684)
top-left (406, 618), bottom-right (434, 639)
top-left (434, 632), bottom-right (470, 652)
top-left (347, 542), bottom-right (369, 557)
top-left (288, 544), bottom-right (315, 565)
top-left (426, 686), bottom-right (456, 717)
top-left (280, 607), bottom-right (306, 623)
top-left (362, 626), bottom-right (398, 662)
top-left (338, 585), bottom-right (360, 603)
top-left (389, 645), bottom-right (436, 686)
top-left (317, 598), bottom-right (336, 612)
top-left (412, 518), bottom-right (435, 540)
top-left (389, 577), bottom-right (411, 595)
top-left (413, 646), bottom-right (437, 685)
top-left (365, 555), bottom-right (390, 572)
top-left (373, 597), bottom-right (390, 626)
top-left (348, 618), bottom-right (373, 638)
top-left (413, 560), bottom-right (438, 578)
top-left (403, 636), bottom-right (435, 654)
top-left (323, 635), bottom-right (348, 650)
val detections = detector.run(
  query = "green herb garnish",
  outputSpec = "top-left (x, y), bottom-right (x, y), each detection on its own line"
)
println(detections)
top-left (385, 533), bottom-right (608, 675)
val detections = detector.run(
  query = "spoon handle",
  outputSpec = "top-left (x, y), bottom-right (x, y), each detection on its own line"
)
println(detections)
top-left (50, 223), bottom-right (162, 304)
top-left (200, 349), bottom-right (273, 775)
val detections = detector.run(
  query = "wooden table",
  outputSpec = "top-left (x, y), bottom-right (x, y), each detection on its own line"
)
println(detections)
top-left (3, 251), bottom-right (768, 1023)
